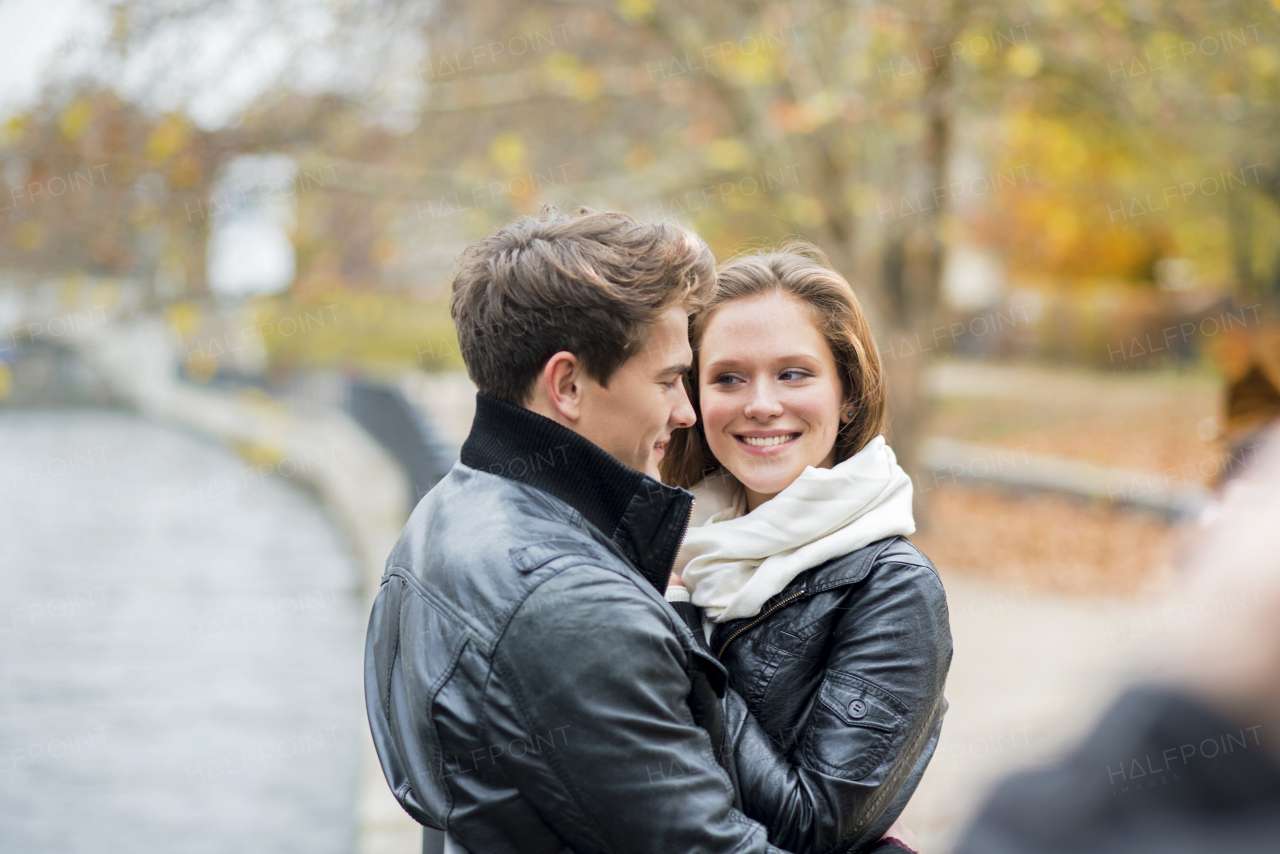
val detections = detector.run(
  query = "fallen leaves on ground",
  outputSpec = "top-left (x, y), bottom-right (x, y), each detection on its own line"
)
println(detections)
top-left (912, 485), bottom-right (1182, 598)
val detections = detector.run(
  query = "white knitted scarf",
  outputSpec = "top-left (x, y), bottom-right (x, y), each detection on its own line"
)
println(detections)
top-left (671, 435), bottom-right (916, 624)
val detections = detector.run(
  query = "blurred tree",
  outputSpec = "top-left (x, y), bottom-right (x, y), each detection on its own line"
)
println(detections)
top-left (973, 0), bottom-right (1280, 305)
top-left (8, 0), bottom-right (1280, 491)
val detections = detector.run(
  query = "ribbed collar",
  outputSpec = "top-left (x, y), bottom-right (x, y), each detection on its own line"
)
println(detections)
top-left (459, 392), bottom-right (693, 593)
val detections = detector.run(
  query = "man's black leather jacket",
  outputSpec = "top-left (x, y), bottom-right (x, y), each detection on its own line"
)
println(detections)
top-left (364, 393), bottom-right (931, 853)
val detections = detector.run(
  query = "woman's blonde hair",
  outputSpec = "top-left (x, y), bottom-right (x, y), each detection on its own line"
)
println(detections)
top-left (659, 241), bottom-right (886, 489)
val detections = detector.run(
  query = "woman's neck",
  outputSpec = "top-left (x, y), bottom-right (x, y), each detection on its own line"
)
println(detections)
top-left (744, 487), bottom-right (777, 513)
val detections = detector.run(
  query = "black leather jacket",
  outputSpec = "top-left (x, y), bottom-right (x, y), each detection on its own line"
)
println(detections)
top-left (679, 537), bottom-right (952, 854)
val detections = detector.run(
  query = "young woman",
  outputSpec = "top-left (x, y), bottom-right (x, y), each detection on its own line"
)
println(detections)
top-left (661, 244), bottom-right (952, 854)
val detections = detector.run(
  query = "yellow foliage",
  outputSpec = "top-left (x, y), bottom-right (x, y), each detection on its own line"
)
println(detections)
top-left (1006, 44), bottom-right (1042, 78)
top-left (976, 109), bottom-right (1177, 281)
top-left (1045, 208), bottom-right (1081, 252)
top-left (165, 301), bottom-right (204, 338)
top-left (489, 131), bottom-right (527, 173)
top-left (615, 0), bottom-right (653, 22)
top-left (145, 115), bottom-right (191, 164)
top-left (1, 115), bottom-right (24, 147)
top-left (1247, 45), bottom-right (1279, 77)
top-left (721, 33), bottom-right (783, 86)
top-left (58, 100), bottom-right (92, 140)
top-left (955, 28), bottom-right (998, 68)
top-left (705, 138), bottom-right (751, 171)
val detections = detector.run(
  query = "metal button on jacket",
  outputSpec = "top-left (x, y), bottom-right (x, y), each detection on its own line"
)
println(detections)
top-left (848, 699), bottom-right (868, 719)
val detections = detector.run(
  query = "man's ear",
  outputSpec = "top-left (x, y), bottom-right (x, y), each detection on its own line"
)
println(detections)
top-left (542, 351), bottom-right (584, 422)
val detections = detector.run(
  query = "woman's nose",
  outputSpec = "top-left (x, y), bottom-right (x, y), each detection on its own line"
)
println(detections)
top-left (743, 382), bottom-right (784, 419)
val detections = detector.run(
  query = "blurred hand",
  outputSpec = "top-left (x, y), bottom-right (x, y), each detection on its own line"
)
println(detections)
top-left (881, 816), bottom-right (918, 851)
top-left (1167, 426), bottom-right (1280, 760)
top-left (667, 571), bottom-right (684, 587)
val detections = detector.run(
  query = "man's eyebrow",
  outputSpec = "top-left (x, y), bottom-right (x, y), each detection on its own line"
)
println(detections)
top-left (660, 362), bottom-right (693, 376)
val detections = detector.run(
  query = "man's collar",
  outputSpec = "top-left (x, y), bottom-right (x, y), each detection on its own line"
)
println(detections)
top-left (459, 392), bottom-right (693, 593)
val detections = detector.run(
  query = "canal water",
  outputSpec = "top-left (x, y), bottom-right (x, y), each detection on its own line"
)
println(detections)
top-left (0, 409), bottom-right (364, 853)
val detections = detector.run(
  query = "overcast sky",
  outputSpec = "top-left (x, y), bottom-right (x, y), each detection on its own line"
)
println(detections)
top-left (0, 0), bottom-right (416, 130)
top-left (0, 0), bottom-right (96, 120)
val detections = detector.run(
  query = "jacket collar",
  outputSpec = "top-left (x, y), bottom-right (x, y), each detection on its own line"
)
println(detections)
top-left (459, 392), bottom-right (693, 594)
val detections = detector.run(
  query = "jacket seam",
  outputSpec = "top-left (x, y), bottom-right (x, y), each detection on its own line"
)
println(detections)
top-left (804, 538), bottom-right (900, 595)
top-left (386, 565), bottom-right (498, 656)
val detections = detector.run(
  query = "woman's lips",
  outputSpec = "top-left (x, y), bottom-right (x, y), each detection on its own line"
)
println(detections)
top-left (733, 432), bottom-right (800, 455)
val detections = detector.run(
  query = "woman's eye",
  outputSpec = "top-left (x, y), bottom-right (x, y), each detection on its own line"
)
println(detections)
top-left (714, 374), bottom-right (742, 386)
top-left (780, 370), bottom-right (808, 381)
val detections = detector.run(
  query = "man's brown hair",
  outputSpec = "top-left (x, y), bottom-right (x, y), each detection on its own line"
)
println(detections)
top-left (660, 242), bottom-right (887, 488)
top-left (449, 207), bottom-right (716, 406)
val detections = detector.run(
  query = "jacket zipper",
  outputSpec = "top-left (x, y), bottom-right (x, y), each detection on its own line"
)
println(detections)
top-left (714, 588), bottom-right (806, 660)
top-left (666, 497), bottom-right (695, 577)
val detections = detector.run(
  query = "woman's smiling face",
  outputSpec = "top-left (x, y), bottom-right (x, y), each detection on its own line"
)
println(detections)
top-left (698, 291), bottom-right (849, 511)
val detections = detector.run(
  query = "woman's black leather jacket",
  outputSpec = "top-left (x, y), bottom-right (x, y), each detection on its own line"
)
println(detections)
top-left (678, 536), bottom-right (952, 854)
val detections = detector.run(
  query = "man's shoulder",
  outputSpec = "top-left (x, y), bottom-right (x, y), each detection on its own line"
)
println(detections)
top-left (393, 463), bottom-right (598, 570)
top-left (387, 463), bottom-right (668, 635)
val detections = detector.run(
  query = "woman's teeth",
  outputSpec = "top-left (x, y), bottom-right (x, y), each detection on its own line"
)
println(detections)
top-left (740, 434), bottom-right (799, 447)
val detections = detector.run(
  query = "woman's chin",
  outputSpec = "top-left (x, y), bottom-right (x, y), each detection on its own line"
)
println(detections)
top-left (723, 459), bottom-right (803, 497)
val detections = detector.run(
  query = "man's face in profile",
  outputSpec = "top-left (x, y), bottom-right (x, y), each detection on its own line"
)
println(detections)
top-left (575, 305), bottom-right (696, 479)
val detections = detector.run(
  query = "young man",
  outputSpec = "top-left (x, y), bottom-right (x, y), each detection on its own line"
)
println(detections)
top-left (364, 207), bottom-right (791, 853)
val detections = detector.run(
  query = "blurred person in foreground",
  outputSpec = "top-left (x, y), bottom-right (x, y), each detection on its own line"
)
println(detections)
top-left (954, 424), bottom-right (1280, 854)
top-left (364, 208), bottom-right (917, 854)
top-left (660, 244), bottom-right (951, 854)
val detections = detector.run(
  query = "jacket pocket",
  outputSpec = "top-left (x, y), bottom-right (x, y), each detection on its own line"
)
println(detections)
top-left (800, 669), bottom-right (908, 782)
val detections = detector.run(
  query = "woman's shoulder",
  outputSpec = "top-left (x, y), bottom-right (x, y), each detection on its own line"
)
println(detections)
top-left (810, 536), bottom-right (942, 590)
top-left (813, 537), bottom-right (951, 635)
top-left (870, 535), bottom-right (936, 571)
